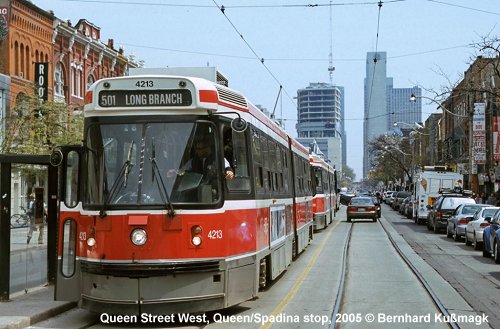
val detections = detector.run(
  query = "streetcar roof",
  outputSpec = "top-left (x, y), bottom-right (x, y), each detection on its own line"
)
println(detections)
top-left (84, 73), bottom-right (307, 157)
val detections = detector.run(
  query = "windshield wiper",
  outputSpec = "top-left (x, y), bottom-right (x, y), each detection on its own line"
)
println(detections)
top-left (151, 139), bottom-right (176, 217)
top-left (123, 141), bottom-right (134, 188)
top-left (99, 141), bottom-right (134, 217)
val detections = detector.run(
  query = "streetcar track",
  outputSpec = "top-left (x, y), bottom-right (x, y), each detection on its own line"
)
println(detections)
top-left (329, 218), bottom-right (459, 329)
top-left (259, 219), bottom-right (342, 329)
top-left (329, 223), bottom-right (353, 329)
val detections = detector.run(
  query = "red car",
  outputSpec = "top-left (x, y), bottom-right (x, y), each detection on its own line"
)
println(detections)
top-left (347, 197), bottom-right (378, 222)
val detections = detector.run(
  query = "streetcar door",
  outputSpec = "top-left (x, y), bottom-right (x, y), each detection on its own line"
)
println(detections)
top-left (51, 146), bottom-right (83, 301)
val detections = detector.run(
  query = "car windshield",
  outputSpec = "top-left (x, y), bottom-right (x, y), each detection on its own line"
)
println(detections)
top-left (481, 208), bottom-right (498, 218)
top-left (350, 197), bottom-right (373, 205)
top-left (441, 197), bottom-right (474, 209)
top-left (84, 121), bottom-right (222, 208)
top-left (462, 205), bottom-right (482, 215)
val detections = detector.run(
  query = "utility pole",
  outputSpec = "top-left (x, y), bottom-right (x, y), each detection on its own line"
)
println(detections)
top-left (328, 0), bottom-right (335, 84)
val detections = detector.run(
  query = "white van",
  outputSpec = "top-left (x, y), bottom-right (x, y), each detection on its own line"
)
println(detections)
top-left (413, 166), bottom-right (463, 224)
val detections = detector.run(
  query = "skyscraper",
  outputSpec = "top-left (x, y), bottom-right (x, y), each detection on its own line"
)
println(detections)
top-left (364, 52), bottom-right (389, 178)
top-left (296, 82), bottom-right (343, 171)
top-left (363, 51), bottom-right (422, 178)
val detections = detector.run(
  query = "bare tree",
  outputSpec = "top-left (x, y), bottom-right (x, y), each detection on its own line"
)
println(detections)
top-left (368, 134), bottom-right (414, 187)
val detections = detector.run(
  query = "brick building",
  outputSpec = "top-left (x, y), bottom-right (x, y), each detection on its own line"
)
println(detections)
top-left (0, 0), bottom-right (53, 117)
top-left (0, 0), bottom-right (136, 123)
top-left (52, 18), bottom-right (132, 109)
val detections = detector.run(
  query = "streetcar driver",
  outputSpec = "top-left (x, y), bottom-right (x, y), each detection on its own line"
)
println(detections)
top-left (191, 137), bottom-right (234, 181)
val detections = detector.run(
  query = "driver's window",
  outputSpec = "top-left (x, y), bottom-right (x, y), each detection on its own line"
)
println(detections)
top-left (225, 126), bottom-right (250, 193)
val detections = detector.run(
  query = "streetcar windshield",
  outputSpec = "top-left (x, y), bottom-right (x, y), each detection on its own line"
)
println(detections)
top-left (84, 121), bottom-right (222, 208)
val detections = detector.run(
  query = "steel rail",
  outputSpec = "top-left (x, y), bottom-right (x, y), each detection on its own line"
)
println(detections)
top-left (378, 219), bottom-right (460, 329)
top-left (329, 219), bottom-right (458, 329)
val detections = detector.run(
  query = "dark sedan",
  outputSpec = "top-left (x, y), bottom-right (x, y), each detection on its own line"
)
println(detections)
top-left (347, 197), bottom-right (378, 223)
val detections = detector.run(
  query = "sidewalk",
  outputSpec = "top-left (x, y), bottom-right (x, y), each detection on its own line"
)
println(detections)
top-left (10, 225), bottom-right (46, 253)
top-left (0, 226), bottom-right (76, 329)
top-left (0, 286), bottom-right (76, 329)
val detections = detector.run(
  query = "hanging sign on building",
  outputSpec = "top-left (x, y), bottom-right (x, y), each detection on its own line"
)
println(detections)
top-left (472, 103), bottom-right (486, 164)
top-left (493, 102), bottom-right (500, 161)
top-left (35, 62), bottom-right (49, 101)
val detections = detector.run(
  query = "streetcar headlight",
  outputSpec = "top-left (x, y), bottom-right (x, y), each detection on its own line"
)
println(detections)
top-left (131, 228), bottom-right (147, 246)
top-left (87, 237), bottom-right (96, 247)
top-left (192, 236), bottom-right (202, 246)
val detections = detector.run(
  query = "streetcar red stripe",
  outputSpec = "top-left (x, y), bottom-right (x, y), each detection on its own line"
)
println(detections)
top-left (199, 90), bottom-right (219, 103)
top-left (128, 215), bottom-right (148, 225)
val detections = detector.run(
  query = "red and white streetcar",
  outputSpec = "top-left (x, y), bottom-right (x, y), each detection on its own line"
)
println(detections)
top-left (52, 68), bottom-right (316, 315)
top-left (310, 153), bottom-right (338, 230)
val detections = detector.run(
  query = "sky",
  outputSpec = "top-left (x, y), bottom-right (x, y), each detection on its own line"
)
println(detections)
top-left (32, 0), bottom-right (499, 180)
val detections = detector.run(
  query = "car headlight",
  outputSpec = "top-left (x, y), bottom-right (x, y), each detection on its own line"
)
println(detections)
top-left (131, 228), bottom-right (147, 246)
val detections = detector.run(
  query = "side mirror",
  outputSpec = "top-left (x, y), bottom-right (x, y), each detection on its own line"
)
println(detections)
top-left (50, 148), bottom-right (63, 167)
top-left (231, 117), bottom-right (247, 132)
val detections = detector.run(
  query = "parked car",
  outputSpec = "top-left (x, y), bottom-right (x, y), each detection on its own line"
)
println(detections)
top-left (446, 204), bottom-right (489, 241)
top-left (386, 192), bottom-right (397, 206)
top-left (382, 191), bottom-right (394, 204)
top-left (465, 206), bottom-right (499, 250)
top-left (346, 196), bottom-right (378, 223)
top-left (405, 198), bottom-right (416, 219)
top-left (399, 197), bottom-right (410, 215)
top-left (427, 193), bottom-right (476, 233)
top-left (483, 209), bottom-right (500, 263)
top-left (392, 191), bottom-right (411, 211)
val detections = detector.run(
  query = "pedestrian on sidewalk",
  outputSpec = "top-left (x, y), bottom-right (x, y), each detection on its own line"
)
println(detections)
top-left (26, 193), bottom-right (44, 244)
top-left (486, 193), bottom-right (497, 206)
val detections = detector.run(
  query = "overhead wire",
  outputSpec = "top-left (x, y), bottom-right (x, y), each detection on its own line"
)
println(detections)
top-left (424, 0), bottom-right (500, 16)
top-left (60, 0), bottom-right (409, 8)
top-left (120, 41), bottom-right (475, 62)
top-left (56, 0), bottom-right (500, 16)
top-left (211, 0), bottom-right (297, 108)
top-left (366, 1), bottom-right (384, 125)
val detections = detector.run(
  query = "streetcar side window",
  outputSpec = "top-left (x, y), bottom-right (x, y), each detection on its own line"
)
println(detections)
top-left (252, 129), bottom-right (263, 191)
top-left (283, 147), bottom-right (290, 193)
top-left (225, 127), bottom-right (251, 193)
top-left (64, 151), bottom-right (79, 208)
top-left (61, 218), bottom-right (77, 277)
top-left (261, 135), bottom-right (270, 191)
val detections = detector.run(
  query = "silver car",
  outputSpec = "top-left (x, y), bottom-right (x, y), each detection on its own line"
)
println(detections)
top-left (446, 204), bottom-right (488, 241)
top-left (465, 206), bottom-right (500, 250)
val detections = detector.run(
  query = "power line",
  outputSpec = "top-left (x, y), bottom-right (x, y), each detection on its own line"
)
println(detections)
top-left (57, 0), bottom-right (500, 16)
top-left (211, 0), bottom-right (297, 109)
top-left (120, 42), bottom-right (475, 62)
top-left (424, 0), bottom-right (500, 16)
top-left (366, 1), bottom-right (384, 124)
top-left (59, 0), bottom-right (408, 8)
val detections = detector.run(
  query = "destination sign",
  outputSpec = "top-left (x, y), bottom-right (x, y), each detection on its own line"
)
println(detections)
top-left (98, 89), bottom-right (192, 108)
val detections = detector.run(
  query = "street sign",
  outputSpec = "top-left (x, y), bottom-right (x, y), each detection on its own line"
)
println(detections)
top-left (34, 62), bottom-right (48, 101)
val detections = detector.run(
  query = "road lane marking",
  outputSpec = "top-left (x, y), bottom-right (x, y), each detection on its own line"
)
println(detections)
top-left (259, 220), bottom-right (341, 329)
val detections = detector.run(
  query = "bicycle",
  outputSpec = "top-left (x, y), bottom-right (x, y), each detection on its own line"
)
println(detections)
top-left (10, 206), bottom-right (31, 228)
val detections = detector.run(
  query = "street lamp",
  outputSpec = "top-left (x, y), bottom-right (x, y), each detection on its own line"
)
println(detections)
top-left (393, 121), bottom-right (429, 135)
top-left (384, 145), bottom-right (410, 156)
top-left (409, 93), bottom-right (469, 118)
